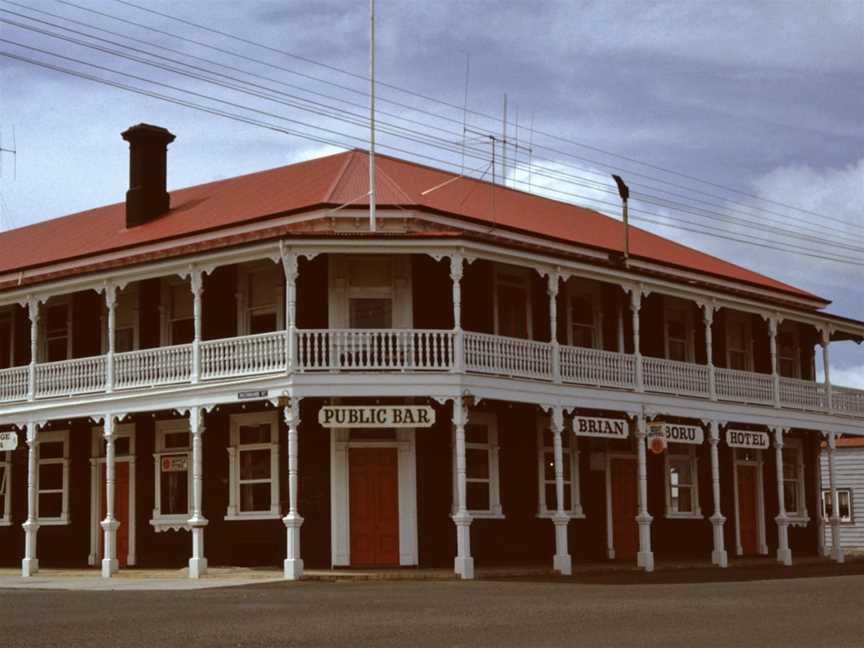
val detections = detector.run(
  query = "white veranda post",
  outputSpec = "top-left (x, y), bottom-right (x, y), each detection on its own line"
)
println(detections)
top-left (450, 254), bottom-right (464, 372)
top-left (452, 396), bottom-right (474, 579)
top-left (101, 415), bottom-right (120, 577)
top-left (104, 283), bottom-right (118, 393)
top-left (772, 427), bottom-right (792, 566)
top-left (629, 288), bottom-right (644, 392)
top-left (548, 273), bottom-right (561, 383)
top-left (189, 269), bottom-right (204, 383)
top-left (21, 421), bottom-right (40, 577)
top-left (188, 407), bottom-right (208, 578)
top-left (703, 304), bottom-right (716, 401)
top-left (825, 432), bottom-right (844, 563)
top-left (283, 398), bottom-right (304, 580)
top-left (282, 251), bottom-right (298, 373)
top-left (768, 316), bottom-right (780, 408)
top-left (635, 414), bottom-right (654, 571)
top-left (26, 298), bottom-right (39, 401)
top-left (820, 328), bottom-right (832, 412)
top-left (708, 421), bottom-right (727, 567)
top-left (550, 406), bottom-right (571, 575)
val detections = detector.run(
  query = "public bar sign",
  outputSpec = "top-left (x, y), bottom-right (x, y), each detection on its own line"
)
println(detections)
top-left (0, 431), bottom-right (17, 451)
top-left (726, 429), bottom-right (770, 449)
top-left (655, 423), bottom-right (704, 445)
top-left (318, 405), bottom-right (436, 428)
top-left (572, 416), bottom-right (629, 439)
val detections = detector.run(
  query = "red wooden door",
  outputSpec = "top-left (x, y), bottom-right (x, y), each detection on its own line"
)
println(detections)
top-left (737, 465), bottom-right (759, 556)
top-left (610, 459), bottom-right (639, 560)
top-left (349, 448), bottom-right (399, 566)
top-left (99, 462), bottom-right (130, 567)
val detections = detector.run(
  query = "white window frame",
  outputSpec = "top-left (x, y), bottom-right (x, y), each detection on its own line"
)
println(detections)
top-left (777, 322), bottom-right (802, 379)
top-left (328, 255), bottom-right (413, 329)
top-left (0, 449), bottom-right (11, 526)
top-left (236, 261), bottom-right (284, 336)
top-left (39, 297), bottom-right (73, 362)
top-left (37, 429), bottom-right (70, 525)
top-left (226, 411), bottom-right (281, 520)
top-left (0, 307), bottom-right (16, 370)
top-left (451, 411), bottom-right (503, 518)
top-left (493, 263), bottom-right (534, 340)
top-left (536, 417), bottom-right (584, 518)
top-left (663, 297), bottom-right (695, 363)
top-left (160, 277), bottom-right (194, 346)
top-left (151, 419), bottom-right (193, 532)
top-left (564, 279), bottom-right (603, 349)
top-left (782, 437), bottom-right (808, 522)
top-left (664, 445), bottom-right (703, 519)
top-left (101, 284), bottom-right (140, 354)
top-left (821, 488), bottom-right (853, 524)
top-left (724, 310), bottom-right (754, 372)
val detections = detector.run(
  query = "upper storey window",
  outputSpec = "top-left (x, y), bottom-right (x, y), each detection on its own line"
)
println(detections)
top-left (41, 300), bottom-right (72, 362)
top-left (777, 323), bottom-right (801, 379)
top-left (725, 311), bottom-right (754, 372)
top-left (162, 279), bottom-right (194, 345)
top-left (0, 309), bottom-right (13, 369)
top-left (565, 279), bottom-right (603, 349)
top-left (103, 285), bottom-right (139, 354)
top-left (329, 255), bottom-right (412, 329)
top-left (664, 298), bottom-right (694, 363)
top-left (494, 265), bottom-right (532, 339)
top-left (238, 262), bottom-right (283, 335)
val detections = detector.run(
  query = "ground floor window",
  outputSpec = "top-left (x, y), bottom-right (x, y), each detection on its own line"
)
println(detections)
top-left (536, 419), bottom-right (583, 517)
top-left (0, 450), bottom-right (10, 524)
top-left (227, 412), bottom-right (280, 519)
top-left (38, 430), bottom-right (70, 524)
top-left (452, 412), bottom-right (502, 518)
top-left (665, 446), bottom-right (701, 518)
top-left (782, 438), bottom-right (807, 520)
top-left (822, 488), bottom-right (853, 523)
top-left (152, 420), bottom-right (191, 527)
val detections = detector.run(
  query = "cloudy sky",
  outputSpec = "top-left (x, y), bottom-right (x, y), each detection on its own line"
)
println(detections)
top-left (0, 0), bottom-right (862, 383)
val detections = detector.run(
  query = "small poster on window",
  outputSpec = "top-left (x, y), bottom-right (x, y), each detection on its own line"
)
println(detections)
top-left (0, 432), bottom-right (17, 451)
top-left (161, 456), bottom-right (188, 472)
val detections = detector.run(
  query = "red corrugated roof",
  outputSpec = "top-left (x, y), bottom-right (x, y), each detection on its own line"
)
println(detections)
top-left (0, 149), bottom-right (825, 302)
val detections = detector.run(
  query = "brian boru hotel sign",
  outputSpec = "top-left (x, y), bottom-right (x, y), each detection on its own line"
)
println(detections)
top-left (319, 405), bottom-right (436, 428)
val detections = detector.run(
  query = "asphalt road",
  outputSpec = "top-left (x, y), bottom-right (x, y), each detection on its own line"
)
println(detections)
top-left (4, 568), bottom-right (864, 647)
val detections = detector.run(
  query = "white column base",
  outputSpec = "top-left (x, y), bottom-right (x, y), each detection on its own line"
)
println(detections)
top-left (553, 554), bottom-right (572, 576)
top-left (283, 513), bottom-right (304, 580)
top-left (710, 514), bottom-right (727, 568)
top-left (188, 517), bottom-right (208, 579)
top-left (776, 548), bottom-right (792, 566)
top-left (636, 513), bottom-right (653, 572)
top-left (452, 513), bottom-right (473, 580)
top-left (829, 519), bottom-right (844, 563)
top-left (101, 558), bottom-right (119, 578)
top-left (711, 550), bottom-right (728, 568)
top-left (21, 558), bottom-right (39, 578)
top-left (637, 551), bottom-right (654, 572)
top-left (188, 557), bottom-right (208, 579)
top-left (774, 516), bottom-right (791, 566)
top-left (552, 514), bottom-right (571, 575)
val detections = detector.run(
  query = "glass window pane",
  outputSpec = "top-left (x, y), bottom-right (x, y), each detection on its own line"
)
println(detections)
top-left (39, 463), bottom-right (63, 490)
top-left (543, 452), bottom-right (555, 481)
top-left (39, 492), bottom-right (62, 518)
top-left (47, 338), bottom-right (68, 362)
top-left (465, 425), bottom-right (488, 445)
top-left (570, 297), bottom-right (593, 326)
top-left (466, 482), bottom-right (490, 511)
top-left (160, 466), bottom-right (188, 515)
top-left (239, 449), bottom-right (271, 480)
top-left (46, 305), bottom-right (68, 335)
top-left (784, 483), bottom-right (798, 514)
top-left (669, 340), bottom-right (687, 362)
top-left (497, 284), bottom-right (528, 338)
top-left (164, 431), bottom-right (189, 449)
top-left (670, 460), bottom-right (691, 486)
top-left (40, 441), bottom-right (64, 459)
top-left (114, 437), bottom-right (130, 457)
top-left (349, 298), bottom-right (392, 329)
top-left (171, 285), bottom-right (193, 319)
top-left (466, 449), bottom-right (489, 480)
top-left (240, 482), bottom-right (271, 512)
top-left (839, 491), bottom-right (851, 521)
top-left (572, 325), bottom-right (594, 348)
top-left (239, 424), bottom-right (271, 445)
top-left (545, 483), bottom-right (557, 510)
top-left (676, 486), bottom-right (693, 513)
top-left (115, 328), bottom-right (135, 353)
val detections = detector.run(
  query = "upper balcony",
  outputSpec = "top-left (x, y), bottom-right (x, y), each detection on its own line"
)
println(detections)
top-left (1, 326), bottom-right (862, 419)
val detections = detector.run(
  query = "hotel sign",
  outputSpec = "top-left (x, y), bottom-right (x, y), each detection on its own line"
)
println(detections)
top-left (318, 405), bottom-right (435, 428)
top-left (726, 429), bottom-right (770, 449)
top-left (572, 416), bottom-right (629, 439)
top-left (653, 423), bottom-right (704, 445)
top-left (0, 432), bottom-right (17, 451)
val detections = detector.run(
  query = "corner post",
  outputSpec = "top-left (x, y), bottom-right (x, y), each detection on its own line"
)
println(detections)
top-left (768, 316), bottom-right (780, 408)
top-left (824, 432), bottom-right (844, 563)
top-left (547, 273), bottom-right (561, 383)
top-left (190, 269), bottom-right (204, 383)
top-left (550, 406), bottom-right (571, 574)
top-left (21, 421), bottom-right (40, 577)
top-left (635, 413), bottom-right (654, 571)
top-left (101, 415), bottom-right (120, 577)
top-left (452, 395), bottom-right (474, 579)
top-left (703, 304), bottom-right (716, 401)
top-left (820, 328), bottom-right (832, 413)
top-left (283, 398), bottom-right (304, 579)
top-left (772, 426), bottom-right (792, 566)
top-left (103, 284), bottom-right (118, 393)
top-left (188, 407), bottom-right (208, 578)
top-left (708, 421), bottom-right (727, 567)
top-left (26, 298), bottom-right (39, 401)
top-left (281, 250), bottom-right (299, 373)
top-left (628, 288), bottom-right (644, 392)
top-left (450, 254), bottom-right (465, 373)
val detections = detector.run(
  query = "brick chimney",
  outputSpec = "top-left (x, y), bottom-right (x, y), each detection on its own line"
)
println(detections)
top-left (121, 123), bottom-right (176, 227)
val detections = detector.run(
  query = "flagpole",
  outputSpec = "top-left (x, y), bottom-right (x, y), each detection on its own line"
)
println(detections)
top-left (369, 0), bottom-right (377, 232)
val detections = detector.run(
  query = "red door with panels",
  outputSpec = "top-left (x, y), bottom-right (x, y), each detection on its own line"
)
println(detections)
top-left (610, 458), bottom-right (639, 561)
top-left (349, 447), bottom-right (400, 567)
top-left (737, 465), bottom-right (760, 555)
